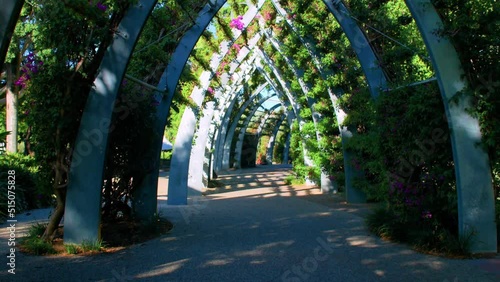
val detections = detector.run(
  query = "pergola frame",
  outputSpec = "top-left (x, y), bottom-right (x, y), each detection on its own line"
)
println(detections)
top-left (1, 0), bottom-right (495, 253)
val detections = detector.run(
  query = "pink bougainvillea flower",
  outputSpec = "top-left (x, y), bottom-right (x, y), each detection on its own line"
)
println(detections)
top-left (229, 15), bottom-right (245, 30)
top-left (421, 211), bottom-right (432, 219)
top-left (207, 87), bottom-right (214, 94)
top-left (264, 12), bottom-right (272, 21)
top-left (96, 2), bottom-right (107, 11)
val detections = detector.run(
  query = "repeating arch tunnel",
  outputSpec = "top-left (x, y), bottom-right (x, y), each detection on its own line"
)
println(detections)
top-left (1, 0), bottom-right (496, 254)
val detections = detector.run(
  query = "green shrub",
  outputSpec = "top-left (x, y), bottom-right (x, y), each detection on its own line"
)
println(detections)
top-left (0, 154), bottom-right (52, 222)
top-left (284, 174), bottom-right (305, 185)
top-left (366, 205), bottom-right (470, 255)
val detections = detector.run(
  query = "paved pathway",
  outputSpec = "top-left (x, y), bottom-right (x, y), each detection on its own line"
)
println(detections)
top-left (1, 165), bottom-right (499, 281)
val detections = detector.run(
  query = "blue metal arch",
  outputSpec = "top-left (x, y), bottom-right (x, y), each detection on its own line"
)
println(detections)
top-left (0, 0), bottom-right (24, 71)
top-left (1, 0), bottom-right (490, 253)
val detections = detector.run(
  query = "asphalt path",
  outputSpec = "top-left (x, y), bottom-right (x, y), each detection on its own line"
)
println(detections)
top-left (0, 165), bottom-right (498, 281)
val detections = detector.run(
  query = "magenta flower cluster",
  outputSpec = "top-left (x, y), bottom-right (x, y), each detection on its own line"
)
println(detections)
top-left (230, 16), bottom-right (245, 30)
top-left (232, 43), bottom-right (241, 53)
top-left (15, 52), bottom-right (43, 89)
top-left (150, 99), bottom-right (160, 107)
top-left (421, 210), bottom-right (432, 219)
top-left (263, 12), bottom-right (273, 21)
top-left (89, 1), bottom-right (107, 11)
top-left (96, 2), bottom-right (107, 11)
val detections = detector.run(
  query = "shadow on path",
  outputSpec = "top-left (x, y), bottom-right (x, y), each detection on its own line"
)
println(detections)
top-left (1, 165), bottom-right (498, 281)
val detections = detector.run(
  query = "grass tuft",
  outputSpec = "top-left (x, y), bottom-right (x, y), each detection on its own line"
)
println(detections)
top-left (22, 237), bottom-right (56, 255)
top-left (27, 222), bottom-right (47, 238)
top-left (64, 244), bottom-right (80, 254)
top-left (80, 239), bottom-right (105, 252)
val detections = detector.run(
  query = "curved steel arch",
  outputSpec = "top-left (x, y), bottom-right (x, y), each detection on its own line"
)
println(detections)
top-left (136, 1), bottom-right (228, 211)
top-left (167, 20), bottom-right (263, 204)
top-left (168, 0), bottom-right (268, 202)
top-left (64, 0), bottom-right (225, 244)
top-left (176, 53), bottom-right (258, 204)
top-left (256, 103), bottom-right (283, 137)
top-left (189, 82), bottom-right (270, 191)
top-left (256, 48), bottom-right (318, 181)
top-left (206, 56), bottom-right (259, 177)
top-left (233, 94), bottom-right (282, 168)
top-left (260, 27), bottom-right (336, 192)
top-left (322, 0), bottom-right (387, 97)
top-left (7, 1), bottom-right (491, 253)
top-left (220, 83), bottom-right (270, 170)
top-left (63, 0), bottom-right (388, 244)
top-left (256, 75), bottom-right (294, 168)
top-left (266, 112), bottom-right (288, 163)
top-left (213, 55), bottom-right (265, 173)
top-left (64, 0), bottom-right (159, 244)
top-left (406, 0), bottom-right (496, 253)
top-left (0, 0), bottom-right (24, 70)
top-left (208, 81), bottom-right (274, 175)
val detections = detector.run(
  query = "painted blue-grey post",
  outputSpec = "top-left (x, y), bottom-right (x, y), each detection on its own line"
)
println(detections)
top-left (168, 1), bottom-right (263, 203)
top-left (406, 0), bottom-right (497, 253)
top-left (323, 0), bottom-right (388, 202)
top-left (266, 113), bottom-right (286, 163)
top-left (257, 50), bottom-right (319, 185)
top-left (0, 0), bottom-right (24, 70)
top-left (272, 0), bottom-right (347, 194)
top-left (209, 58), bottom-right (257, 175)
top-left (234, 95), bottom-right (278, 168)
top-left (188, 100), bottom-right (216, 192)
top-left (214, 41), bottom-right (264, 166)
top-left (282, 130), bottom-right (291, 164)
top-left (205, 63), bottom-right (259, 180)
top-left (213, 53), bottom-right (260, 173)
top-left (209, 0), bottom-right (267, 172)
top-left (256, 104), bottom-right (282, 137)
top-left (182, 55), bottom-right (256, 193)
top-left (167, 42), bottom-right (232, 199)
top-left (221, 83), bottom-right (268, 170)
top-left (64, 1), bottom-right (157, 244)
top-left (168, 28), bottom-right (257, 197)
top-left (263, 28), bottom-right (335, 192)
top-left (196, 83), bottom-right (261, 188)
top-left (168, 71), bottom-right (212, 199)
top-left (136, 1), bottom-right (226, 207)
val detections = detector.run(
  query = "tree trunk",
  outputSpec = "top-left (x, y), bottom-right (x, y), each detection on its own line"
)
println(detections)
top-left (42, 188), bottom-right (66, 241)
top-left (5, 64), bottom-right (17, 153)
top-left (23, 126), bottom-right (34, 156)
top-left (42, 147), bottom-right (68, 241)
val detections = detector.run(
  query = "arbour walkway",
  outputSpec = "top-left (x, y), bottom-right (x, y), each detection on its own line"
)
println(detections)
top-left (1, 165), bottom-right (499, 281)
